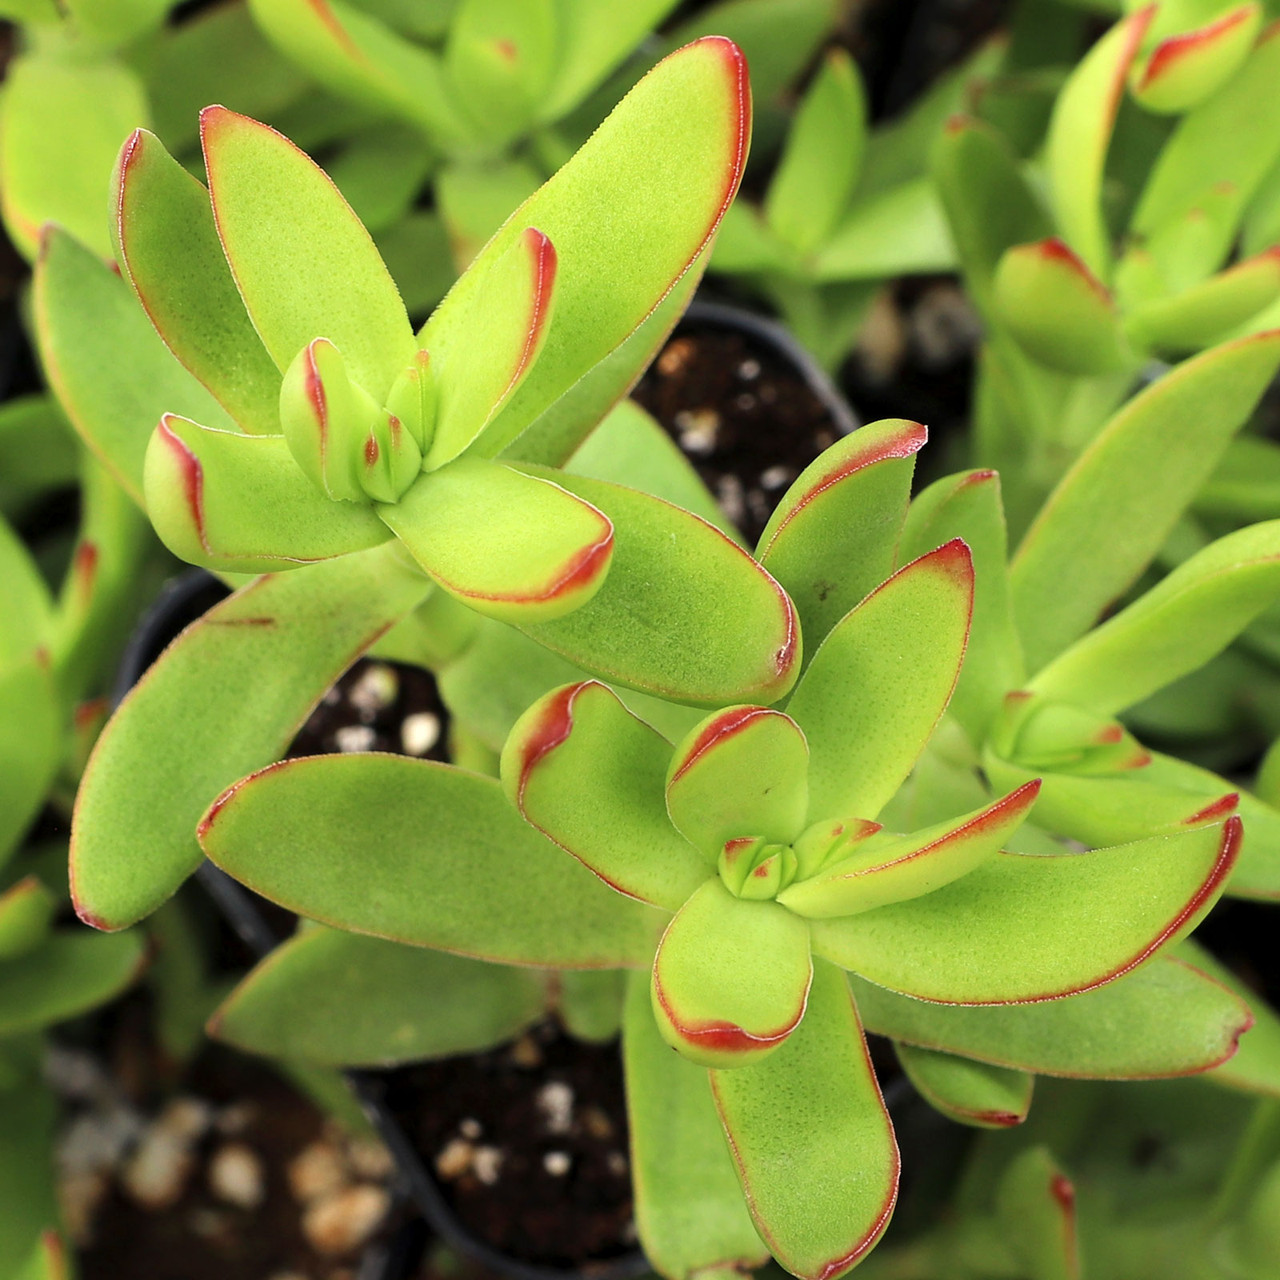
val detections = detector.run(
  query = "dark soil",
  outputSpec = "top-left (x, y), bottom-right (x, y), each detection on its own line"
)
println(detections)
top-left (1196, 900), bottom-right (1280, 1010)
top-left (632, 325), bottom-right (845, 545)
top-left (61, 998), bottom-right (399, 1280)
top-left (383, 1021), bottom-right (634, 1270)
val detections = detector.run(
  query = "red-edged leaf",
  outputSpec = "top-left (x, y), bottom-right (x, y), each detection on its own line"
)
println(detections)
top-left (652, 879), bottom-right (811, 1068)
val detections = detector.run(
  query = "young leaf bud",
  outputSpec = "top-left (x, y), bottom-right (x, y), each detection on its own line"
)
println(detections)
top-left (384, 349), bottom-right (438, 454)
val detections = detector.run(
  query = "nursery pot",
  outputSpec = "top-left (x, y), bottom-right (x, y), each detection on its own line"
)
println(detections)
top-left (115, 570), bottom-right (649, 1280)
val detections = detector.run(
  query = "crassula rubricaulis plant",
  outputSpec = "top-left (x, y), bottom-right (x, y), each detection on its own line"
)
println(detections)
top-left (933, 5), bottom-right (1280, 536)
top-left (41, 38), bottom-right (831, 930)
top-left (184, 416), bottom-right (1253, 1280)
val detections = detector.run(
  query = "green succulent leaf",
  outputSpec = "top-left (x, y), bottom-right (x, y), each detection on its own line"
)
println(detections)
top-left (200, 753), bottom-right (666, 967)
top-left (931, 115), bottom-right (1053, 321)
top-left (0, 877), bottom-right (55, 961)
top-left (557, 969), bottom-right (626, 1043)
top-left (1130, 3), bottom-right (1262, 114)
top-left (756, 418), bottom-right (926, 649)
top-left (444, 0), bottom-right (554, 143)
top-left (850, 953), bottom-right (1253, 1079)
top-left (665, 707), bottom-right (809, 859)
top-left (895, 1042), bottom-right (1033, 1129)
top-left (1045, 6), bottom-right (1154, 279)
top-left (764, 49), bottom-right (865, 257)
top-left (779, 782), bottom-right (1041, 920)
top-left (0, 930), bottom-right (145, 1036)
top-left (71, 543), bottom-right (429, 929)
top-left (710, 957), bottom-right (897, 1280)
top-left (1181, 941), bottom-right (1280, 1096)
top-left (652, 879), bottom-right (811, 1068)
top-left (425, 226), bottom-right (556, 469)
top-left (502, 680), bottom-right (708, 911)
top-left (422, 37), bottom-right (749, 463)
top-left (1030, 520), bottom-right (1280, 715)
top-left (517, 469), bottom-right (800, 705)
top-left (0, 1079), bottom-right (58, 1274)
top-left (143, 415), bottom-right (391, 573)
top-left (0, 516), bottom-right (52, 668)
top-left (246, 0), bottom-right (474, 143)
top-left (0, 53), bottom-right (147, 260)
top-left (1128, 248), bottom-right (1280, 354)
top-left (14, 1231), bottom-right (68, 1280)
top-left (380, 459), bottom-right (613, 624)
top-left (899, 468), bottom-right (1024, 742)
top-left (994, 238), bottom-right (1129, 374)
top-left (810, 177), bottom-right (955, 282)
top-left (1010, 330), bottom-right (1280, 671)
top-left (1134, 22), bottom-right (1280, 280)
top-left (34, 227), bottom-right (233, 503)
top-left (995, 1147), bottom-right (1080, 1280)
top-left (1198, 434), bottom-right (1280, 522)
top-left (811, 820), bottom-right (1240, 1003)
top-left (111, 129), bottom-right (281, 435)
top-left (0, 656), bottom-right (61, 870)
top-left (210, 925), bottom-right (546, 1065)
top-left (786, 539), bottom-right (973, 820)
top-left (622, 970), bottom-right (769, 1280)
top-left (201, 105), bottom-right (417, 401)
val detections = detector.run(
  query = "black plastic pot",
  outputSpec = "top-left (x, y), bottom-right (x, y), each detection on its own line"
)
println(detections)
top-left (115, 570), bottom-right (648, 1280)
top-left (678, 299), bottom-right (861, 438)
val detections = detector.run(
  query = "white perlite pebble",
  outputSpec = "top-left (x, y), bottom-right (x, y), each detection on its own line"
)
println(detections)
top-left (349, 664), bottom-right (398, 716)
top-left (435, 1138), bottom-right (474, 1181)
top-left (208, 1142), bottom-right (266, 1210)
top-left (458, 1117), bottom-right (483, 1140)
top-left (302, 1185), bottom-right (391, 1255)
top-left (288, 1140), bottom-right (347, 1204)
top-left (346, 1137), bottom-right (394, 1181)
top-left (334, 724), bottom-right (377, 753)
top-left (535, 1081), bottom-right (574, 1135)
top-left (401, 712), bottom-right (441, 757)
top-left (759, 465), bottom-right (792, 491)
top-left (472, 1146), bottom-right (504, 1186)
top-left (543, 1151), bottom-right (572, 1177)
top-left (675, 408), bottom-right (720, 455)
top-left (123, 1128), bottom-right (194, 1210)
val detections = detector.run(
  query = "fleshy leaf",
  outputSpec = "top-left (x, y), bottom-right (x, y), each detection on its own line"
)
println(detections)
top-left (931, 115), bottom-right (1054, 320)
top-left (1131, 4), bottom-right (1262, 114)
top-left (199, 753), bottom-right (666, 967)
top-left (33, 227), bottom-right (233, 503)
top-left (1030, 521), bottom-right (1280, 715)
top-left (622, 970), bottom-right (769, 1280)
top-left (0, 931), bottom-right (145, 1036)
top-left (994, 238), bottom-right (1128, 374)
top-left (0, 656), bottom-right (61, 869)
top-left (379, 458), bottom-right (612, 624)
top-left (756, 419), bottom-right (926, 649)
top-left (1010, 330), bottom-right (1280, 671)
top-left (201, 106), bottom-right (416, 400)
top-left (420, 37), bottom-right (749, 463)
top-left (144, 415), bottom-right (391, 573)
top-left (501, 681), bottom-right (709, 911)
top-left (778, 783), bottom-right (1040, 919)
top-left (0, 53), bottom-right (148, 259)
top-left (785, 540), bottom-right (973, 820)
top-left (1045, 7), bottom-right (1154, 279)
top-left (651, 879), bottom-right (811, 1068)
top-left (71, 544), bottom-right (429, 929)
top-left (850, 953), bottom-right (1253, 1079)
top-left (995, 1147), bottom-right (1079, 1280)
top-left (898, 468), bottom-right (1024, 741)
top-left (112, 129), bottom-right (280, 435)
top-left (710, 957), bottom-right (897, 1280)
top-left (246, 0), bottom-right (475, 145)
top-left (1127, 247), bottom-right (1280, 353)
top-left (810, 820), bottom-right (1240, 1003)
top-left (1133, 21), bottom-right (1280, 265)
top-left (516, 468), bottom-right (800, 705)
top-left (895, 1042), bottom-right (1032, 1129)
top-left (666, 707), bottom-right (809, 858)
top-left (764, 49), bottom-right (865, 256)
top-left (426, 227), bottom-right (557, 467)
top-left (210, 926), bottom-right (546, 1065)
top-left (0, 877), bottom-right (55, 961)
